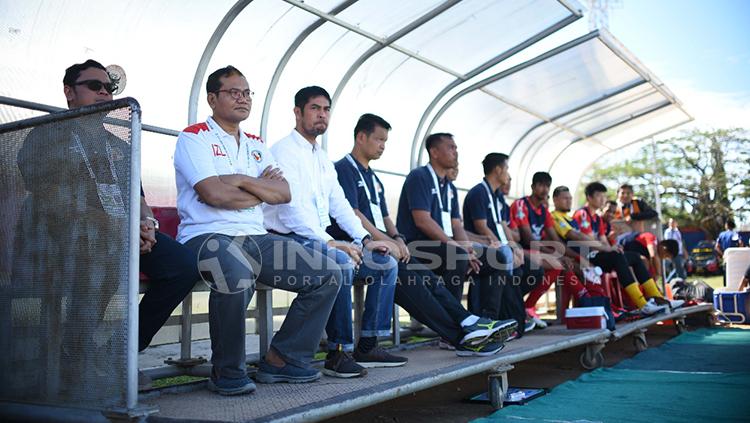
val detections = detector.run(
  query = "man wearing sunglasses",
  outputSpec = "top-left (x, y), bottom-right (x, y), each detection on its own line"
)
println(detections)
top-left (16, 59), bottom-right (199, 395)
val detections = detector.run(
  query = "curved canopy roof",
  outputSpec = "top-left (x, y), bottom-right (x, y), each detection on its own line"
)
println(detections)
top-left (0, 0), bottom-right (690, 206)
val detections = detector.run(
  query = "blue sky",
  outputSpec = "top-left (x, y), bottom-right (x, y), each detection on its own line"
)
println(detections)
top-left (607, 0), bottom-right (750, 127)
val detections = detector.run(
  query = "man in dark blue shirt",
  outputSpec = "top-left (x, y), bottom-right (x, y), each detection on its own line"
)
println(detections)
top-left (331, 114), bottom-right (515, 355)
top-left (396, 133), bottom-right (517, 323)
top-left (463, 153), bottom-right (538, 333)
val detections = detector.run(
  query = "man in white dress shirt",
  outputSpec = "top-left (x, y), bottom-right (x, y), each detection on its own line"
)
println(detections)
top-left (264, 86), bottom-right (405, 378)
top-left (174, 67), bottom-right (341, 395)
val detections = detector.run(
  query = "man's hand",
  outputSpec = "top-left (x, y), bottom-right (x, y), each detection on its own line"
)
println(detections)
top-left (448, 240), bottom-right (482, 274)
top-left (560, 256), bottom-right (575, 271)
top-left (365, 239), bottom-right (391, 255)
top-left (260, 165), bottom-right (284, 181)
top-left (395, 237), bottom-right (411, 263)
top-left (140, 219), bottom-right (157, 254)
top-left (328, 240), bottom-right (362, 265)
top-left (511, 245), bottom-right (524, 268)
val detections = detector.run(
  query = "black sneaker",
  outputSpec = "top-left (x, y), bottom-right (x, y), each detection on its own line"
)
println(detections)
top-left (353, 346), bottom-right (408, 368)
top-left (323, 350), bottom-right (368, 378)
top-left (462, 318), bottom-right (517, 345)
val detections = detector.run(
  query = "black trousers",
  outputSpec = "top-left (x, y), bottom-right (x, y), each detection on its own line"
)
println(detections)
top-left (138, 231), bottom-right (199, 351)
top-left (589, 250), bottom-right (651, 287)
top-left (395, 259), bottom-right (471, 346)
top-left (410, 242), bottom-right (508, 320)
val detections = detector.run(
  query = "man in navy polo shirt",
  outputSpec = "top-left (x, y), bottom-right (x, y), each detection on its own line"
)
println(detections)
top-left (463, 153), bottom-right (542, 333)
top-left (396, 133), bottom-right (515, 322)
top-left (332, 115), bottom-right (516, 355)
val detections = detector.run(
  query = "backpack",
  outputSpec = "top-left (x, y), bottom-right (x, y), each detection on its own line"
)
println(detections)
top-left (671, 279), bottom-right (714, 303)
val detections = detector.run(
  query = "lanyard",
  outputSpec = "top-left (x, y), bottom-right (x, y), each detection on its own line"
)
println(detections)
top-left (482, 180), bottom-right (502, 224)
top-left (72, 131), bottom-right (119, 183)
top-left (426, 164), bottom-right (451, 212)
top-left (207, 118), bottom-right (250, 173)
top-left (345, 154), bottom-right (380, 205)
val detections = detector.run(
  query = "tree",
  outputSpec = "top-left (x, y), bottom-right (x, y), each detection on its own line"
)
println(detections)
top-left (580, 128), bottom-right (750, 238)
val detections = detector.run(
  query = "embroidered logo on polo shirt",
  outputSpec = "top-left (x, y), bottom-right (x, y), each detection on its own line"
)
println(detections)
top-left (251, 149), bottom-right (263, 162)
top-left (211, 144), bottom-right (226, 157)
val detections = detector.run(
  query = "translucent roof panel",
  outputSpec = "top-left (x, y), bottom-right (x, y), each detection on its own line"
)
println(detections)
top-left (549, 104), bottom-right (691, 196)
top-left (197, 0), bottom-right (321, 132)
top-left (0, 0), bottom-right (235, 129)
top-left (263, 21), bottom-right (377, 144)
top-left (419, 31), bottom-right (691, 197)
top-left (334, 0), bottom-right (446, 39)
top-left (396, 0), bottom-right (577, 75)
top-left (325, 48), bottom-right (456, 173)
top-left (1, 1), bottom-right (689, 208)
top-left (430, 90), bottom-right (539, 189)
top-left (483, 37), bottom-right (643, 118)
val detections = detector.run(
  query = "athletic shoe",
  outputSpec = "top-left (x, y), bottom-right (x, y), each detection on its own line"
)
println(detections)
top-left (207, 376), bottom-right (256, 396)
top-left (323, 350), bottom-right (367, 378)
top-left (650, 296), bottom-right (685, 310)
top-left (353, 346), bottom-right (408, 368)
top-left (254, 361), bottom-right (321, 383)
top-left (456, 340), bottom-right (505, 357)
top-left (462, 318), bottom-right (517, 345)
top-left (668, 298), bottom-right (685, 309)
top-left (640, 298), bottom-right (668, 316)
top-left (530, 315), bottom-right (548, 329)
top-left (525, 317), bottom-right (536, 332)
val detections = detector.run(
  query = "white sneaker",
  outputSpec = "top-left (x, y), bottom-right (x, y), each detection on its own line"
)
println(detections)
top-left (668, 299), bottom-right (685, 310)
top-left (531, 315), bottom-right (548, 329)
top-left (640, 298), bottom-right (668, 316)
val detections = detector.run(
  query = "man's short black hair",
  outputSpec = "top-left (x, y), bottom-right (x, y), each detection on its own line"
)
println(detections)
top-left (206, 65), bottom-right (244, 93)
top-left (726, 219), bottom-right (736, 229)
top-left (552, 185), bottom-right (570, 198)
top-left (482, 153), bottom-right (509, 175)
top-left (618, 183), bottom-right (634, 192)
top-left (354, 113), bottom-right (391, 139)
top-left (531, 172), bottom-right (552, 187)
top-left (585, 181), bottom-right (608, 198)
top-left (425, 133), bottom-right (453, 157)
top-left (63, 59), bottom-right (106, 86)
top-left (294, 86), bottom-right (331, 110)
top-left (660, 239), bottom-right (679, 258)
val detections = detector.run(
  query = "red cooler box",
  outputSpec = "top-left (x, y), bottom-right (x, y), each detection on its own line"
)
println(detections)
top-left (565, 307), bottom-right (608, 329)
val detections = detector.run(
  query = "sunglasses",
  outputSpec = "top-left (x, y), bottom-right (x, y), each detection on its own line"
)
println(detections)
top-left (74, 79), bottom-right (116, 94)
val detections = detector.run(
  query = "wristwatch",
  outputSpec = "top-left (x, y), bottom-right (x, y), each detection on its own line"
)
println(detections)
top-left (356, 234), bottom-right (372, 247)
top-left (145, 216), bottom-right (159, 231)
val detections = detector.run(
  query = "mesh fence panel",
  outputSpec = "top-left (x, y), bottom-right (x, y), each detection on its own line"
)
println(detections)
top-left (0, 101), bottom-right (136, 411)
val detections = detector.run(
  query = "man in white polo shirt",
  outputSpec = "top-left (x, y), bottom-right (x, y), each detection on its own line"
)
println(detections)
top-left (264, 86), bottom-right (405, 379)
top-left (174, 66), bottom-right (341, 396)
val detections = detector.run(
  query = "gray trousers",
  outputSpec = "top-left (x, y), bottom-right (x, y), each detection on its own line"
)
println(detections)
top-left (185, 233), bottom-right (341, 380)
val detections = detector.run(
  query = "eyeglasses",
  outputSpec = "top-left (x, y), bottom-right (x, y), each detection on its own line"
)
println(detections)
top-left (216, 88), bottom-right (254, 100)
top-left (73, 79), bottom-right (116, 94)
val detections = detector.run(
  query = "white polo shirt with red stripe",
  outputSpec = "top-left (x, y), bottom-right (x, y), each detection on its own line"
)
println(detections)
top-left (173, 116), bottom-right (276, 243)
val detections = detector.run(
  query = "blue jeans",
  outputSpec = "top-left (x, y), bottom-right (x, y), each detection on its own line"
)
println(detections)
top-left (288, 235), bottom-right (398, 351)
